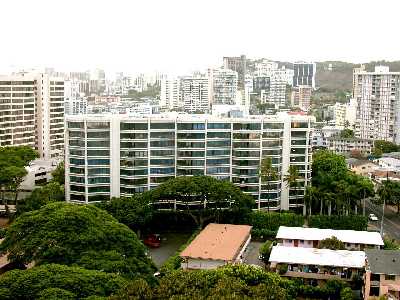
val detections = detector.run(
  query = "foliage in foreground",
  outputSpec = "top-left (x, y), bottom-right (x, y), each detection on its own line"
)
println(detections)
top-left (0, 202), bottom-right (156, 278)
top-left (0, 264), bottom-right (127, 300)
top-left (318, 236), bottom-right (345, 250)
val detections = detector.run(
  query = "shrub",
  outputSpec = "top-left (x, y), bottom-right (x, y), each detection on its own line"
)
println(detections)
top-left (259, 240), bottom-right (274, 263)
top-left (308, 215), bottom-right (368, 231)
top-left (278, 263), bottom-right (288, 275)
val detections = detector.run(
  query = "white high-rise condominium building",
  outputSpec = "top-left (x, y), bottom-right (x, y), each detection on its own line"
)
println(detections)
top-left (208, 68), bottom-right (238, 106)
top-left (36, 73), bottom-right (65, 159)
top-left (65, 112), bottom-right (314, 211)
top-left (353, 66), bottom-right (400, 143)
top-left (0, 73), bottom-right (65, 159)
top-left (160, 77), bottom-right (181, 110)
top-left (181, 74), bottom-right (209, 113)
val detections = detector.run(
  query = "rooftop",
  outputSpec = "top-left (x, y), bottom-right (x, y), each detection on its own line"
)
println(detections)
top-left (346, 158), bottom-right (376, 167)
top-left (269, 246), bottom-right (366, 268)
top-left (276, 226), bottom-right (384, 246)
top-left (180, 223), bottom-right (252, 261)
top-left (365, 250), bottom-right (400, 275)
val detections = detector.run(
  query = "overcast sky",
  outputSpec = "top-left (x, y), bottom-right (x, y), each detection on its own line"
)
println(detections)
top-left (1, 0), bottom-right (399, 75)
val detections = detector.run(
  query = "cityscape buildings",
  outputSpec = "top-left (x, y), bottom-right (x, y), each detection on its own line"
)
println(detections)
top-left (223, 55), bottom-right (247, 90)
top-left (180, 73), bottom-right (210, 113)
top-left (65, 112), bottom-right (315, 211)
top-left (208, 68), bottom-right (238, 106)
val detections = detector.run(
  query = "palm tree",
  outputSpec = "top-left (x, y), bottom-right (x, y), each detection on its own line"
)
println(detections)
top-left (259, 157), bottom-right (278, 212)
top-left (284, 166), bottom-right (303, 215)
top-left (304, 185), bottom-right (318, 216)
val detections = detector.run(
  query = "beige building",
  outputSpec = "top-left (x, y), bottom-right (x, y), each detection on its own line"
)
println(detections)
top-left (327, 137), bottom-right (374, 155)
top-left (346, 158), bottom-right (378, 177)
top-left (291, 85), bottom-right (312, 111)
top-left (180, 223), bottom-right (252, 270)
top-left (364, 250), bottom-right (400, 299)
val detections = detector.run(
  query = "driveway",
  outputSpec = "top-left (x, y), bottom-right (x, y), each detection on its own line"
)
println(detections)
top-left (147, 232), bottom-right (191, 268)
top-left (243, 241), bottom-right (264, 267)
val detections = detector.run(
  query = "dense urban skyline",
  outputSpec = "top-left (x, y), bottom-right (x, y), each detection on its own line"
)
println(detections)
top-left (1, 0), bottom-right (400, 74)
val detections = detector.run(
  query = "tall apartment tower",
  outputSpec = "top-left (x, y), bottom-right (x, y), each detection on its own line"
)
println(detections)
top-left (181, 74), bottom-right (209, 113)
top-left (353, 66), bottom-right (400, 143)
top-left (0, 73), bottom-right (64, 159)
top-left (293, 62), bottom-right (316, 89)
top-left (160, 77), bottom-right (182, 110)
top-left (223, 55), bottom-right (246, 90)
top-left (65, 112), bottom-right (314, 211)
top-left (208, 68), bottom-right (238, 106)
top-left (0, 75), bottom-right (36, 148)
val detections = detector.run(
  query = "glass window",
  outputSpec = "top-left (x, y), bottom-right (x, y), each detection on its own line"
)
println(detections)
top-left (178, 150), bottom-right (204, 157)
top-left (150, 131), bottom-right (174, 139)
top-left (207, 123), bottom-right (230, 129)
top-left (207, 140), bottom-right (231, 147)
top-left (263, 123), bottom-right (284, 130)
top-left (177, 123), bottom-right (205, 130)
top-left (88, 177), bottom-right (110, 184)
top-left (120, 159), bottom-right (147, 167)
top-left (120, 132), bottom-right (148, 139)
top-left (88, 159), bottom-right (109, 165)
top-left (68, 122), bottom-right (84, 129)
top-left (177, 132), bottom-right (205, 139)
top-left (70, 194), bottom-right (85, 201)
top-left (70, 176), bottom-right (85, 183)
top-left (87, 149), bottom-right (109, 157)
top-left (69, 149), bottom-right (85, 156)
top-left (88, 186), bottom-right (110, 193)
top-left (233, 123), bottom-right (261, 130)
top-left (177, 160), bottom-right (204, 167)
top-left (69, 131), bottom-right (85, 138)
top-left (150, 159), bottom-right (174, 165)
top-left (70, 158), bottom-right (85, 165)
top-left (207, 167), bottom-right (230, 174)
top-left (150, 122), bottom-right (175, 129)
top-left (207, 158), bottom-right (230, 165)
top-left (207, 132), bottom-right (230, 138)
top-left (70, 185), bottom-right (85, 192)
top-left (207, 149), bottom-right (230, 156)
top-left (120, 168), bottom-right (148, 176)
top-left (69, 139), bottom-right (85, 147)
top-left (120, 122), bottom-right (147, 130)
top-left (385, 275), bottom-right (395, 281)
top-left (291, 122), bottom-right (308, 128)
top-left (177, 141), bottom-right (205, 148)
top-left (70, 167), bottom-right (84, 174)
top-left (120, 141), bottom-right (148, 148)
top-left (291, 131), bottom-right (307, 138)
top-left (87, 122), bottom-right (109, 129)
top-left (150, 140), bottom-right (174, 147)
top-left (151, 149), bottom-right (175, 156)
top-left (87, 168), bottom-right (109, 175)
top-left (150, 176), bottom-right (174, 184)
top-left (87, 140), bottom-right (110, 148)
top-left (121, 178), bottom-right (147, 185)
top-left (87, 131), bottom-right (109, 138)
top-left (233, 133), bottom-right (260, 139)
top-left (150, 167), bottom-right (175, 174)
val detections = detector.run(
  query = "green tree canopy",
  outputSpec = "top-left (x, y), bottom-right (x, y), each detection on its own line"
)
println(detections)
top-left (96, 194), bottom-right (154, 234)
top-left (318, 236), bottom-right (345, 250)
top-left (0, 202), bottom-right (155, 278)
top-left (16, 181), bottom-right (64, 216)
top-left (50, 161), bottom-right (65, 185)
top-left (0, 264), bottom-right (127, 300)
top-left (374, 140), bottom-right (400, 154)
top-left (312, 150), bottom-right (348, 190)
top-left (339, 129), bottom-right (354, 138)
top-left (0, 146), bottom-right (38, 204)
top-left (148, 176), bottom-right (255, 228)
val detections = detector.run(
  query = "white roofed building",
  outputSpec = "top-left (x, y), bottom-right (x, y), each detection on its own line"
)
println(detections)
top-left (269, 245), bottom-right (366, 283)
top-left (276, 226), bottom-right (383, 250)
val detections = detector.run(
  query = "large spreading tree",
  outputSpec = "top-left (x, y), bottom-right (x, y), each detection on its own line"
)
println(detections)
top-left (148, 176), bottom-right (255, 228)
top-left (0, 202), bottom-right (156, 278)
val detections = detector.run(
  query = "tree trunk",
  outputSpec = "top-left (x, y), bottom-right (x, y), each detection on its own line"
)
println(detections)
top-left (362, 189), bottom-right (366, 216)
top-left (320, 199), bottom-right (323, 215)
top-left (355, 205), bottom-right (358, 215)
top-left (328, 202), bottom-right (332, 216)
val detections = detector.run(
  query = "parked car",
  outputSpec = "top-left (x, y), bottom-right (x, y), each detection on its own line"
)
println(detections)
top-left (369, 214), bottom-right (378, 221)
top-left (144, 234), bottom-right (161, 248)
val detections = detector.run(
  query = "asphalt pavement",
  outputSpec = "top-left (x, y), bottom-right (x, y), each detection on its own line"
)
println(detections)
top-left (365, 199), bottom-right (400, 240)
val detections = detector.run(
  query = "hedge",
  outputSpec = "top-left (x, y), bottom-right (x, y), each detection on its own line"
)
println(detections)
top-left (246, 212), bottom-right (304, 231)
top-left (308, 215), bottom-right (368, 231)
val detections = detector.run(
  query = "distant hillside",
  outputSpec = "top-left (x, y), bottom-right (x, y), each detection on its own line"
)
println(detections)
top-left (317, 60), bottom-right (400, 92)
top-left (248, 58), bottom-right (400, 92)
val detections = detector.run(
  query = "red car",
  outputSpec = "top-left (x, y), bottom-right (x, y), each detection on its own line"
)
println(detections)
top-left (144, 234), bottom-right (161, 248)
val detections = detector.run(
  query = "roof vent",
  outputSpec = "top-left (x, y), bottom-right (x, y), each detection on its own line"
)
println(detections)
top-left (393, 259), bottom-right (396, 262)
